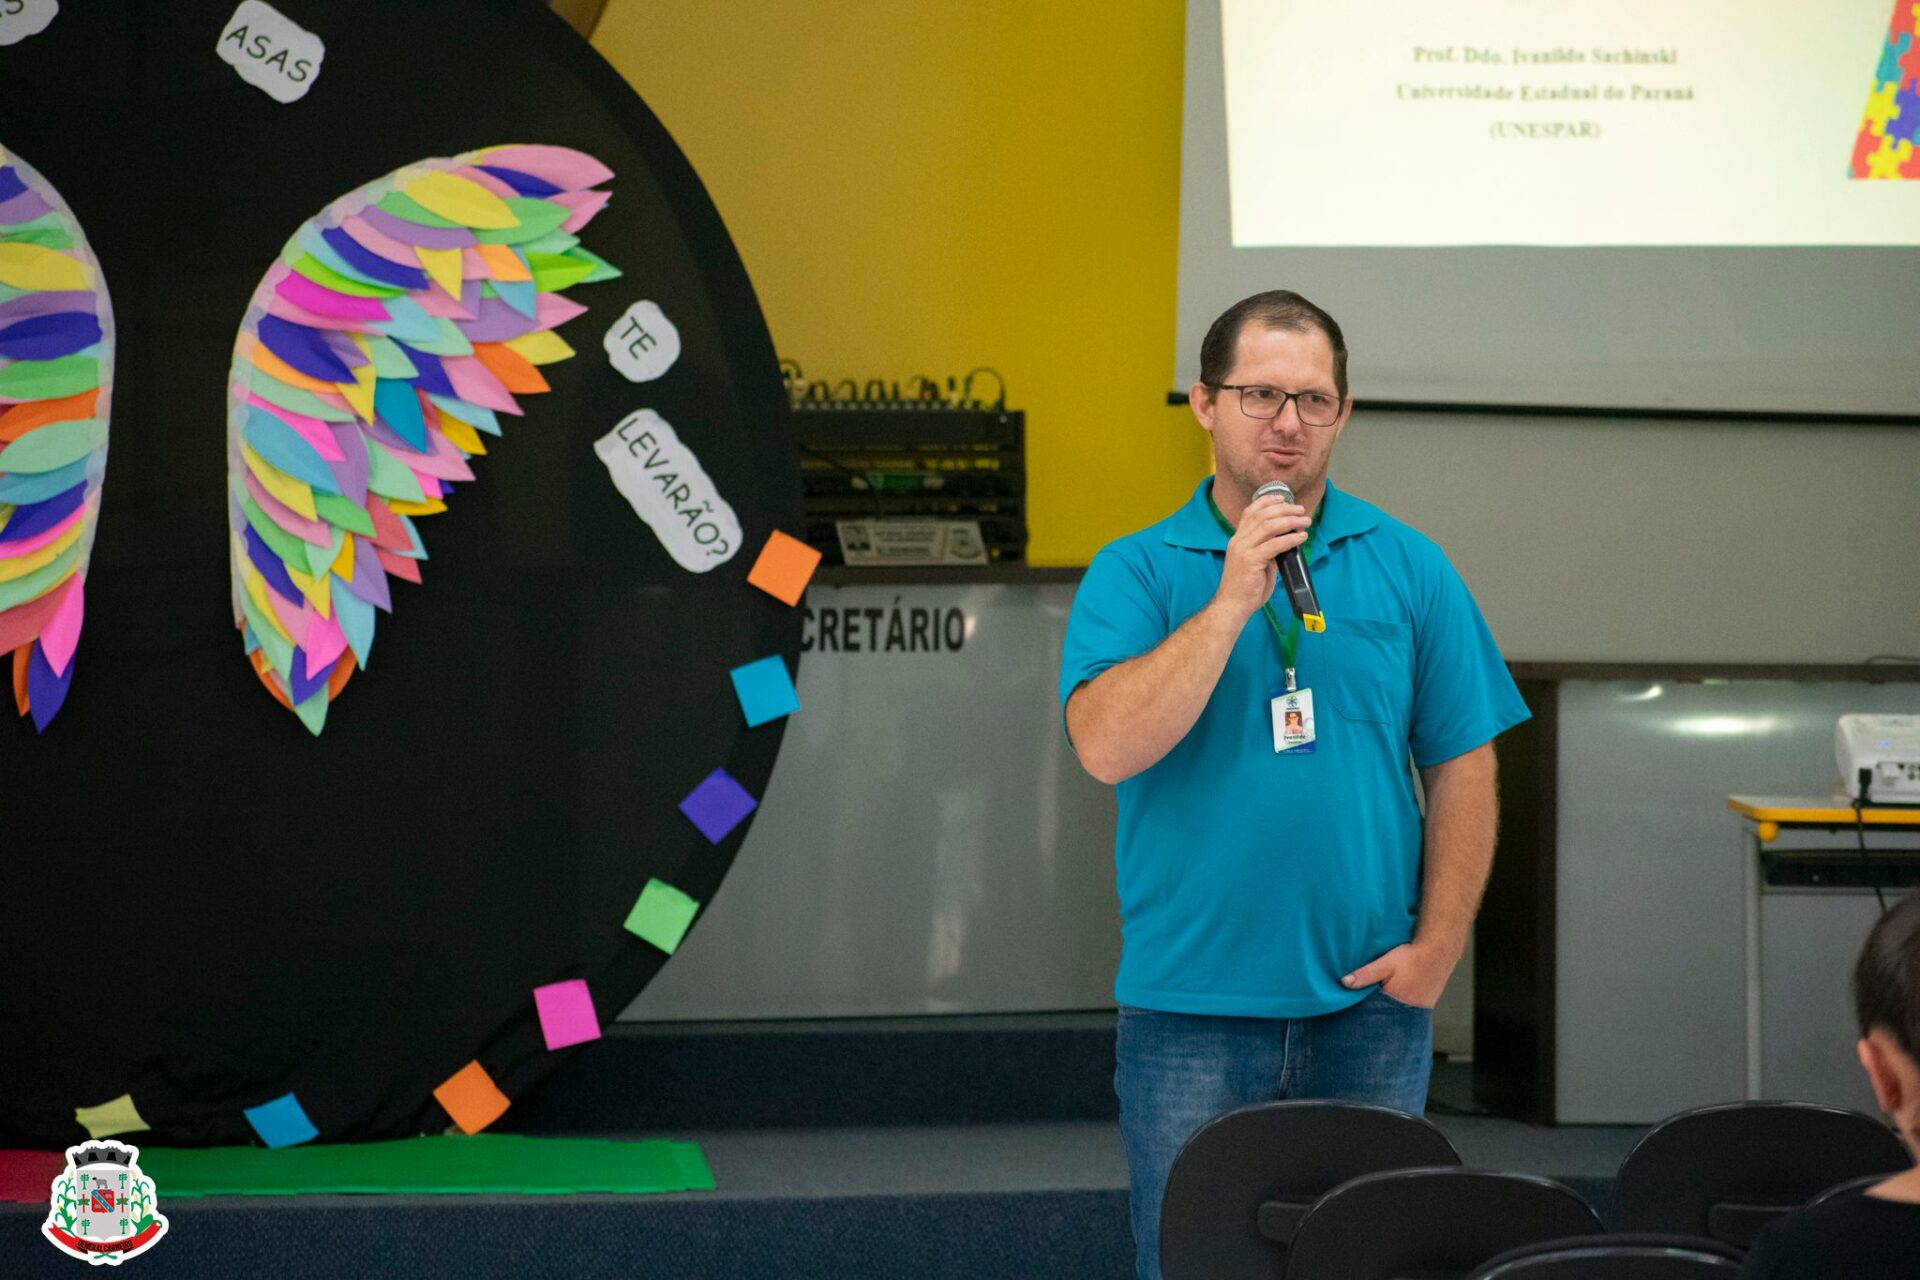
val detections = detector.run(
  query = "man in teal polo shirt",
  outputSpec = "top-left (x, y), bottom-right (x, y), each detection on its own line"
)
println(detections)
top-left (1060, 290), bottom-right (1528, 1280)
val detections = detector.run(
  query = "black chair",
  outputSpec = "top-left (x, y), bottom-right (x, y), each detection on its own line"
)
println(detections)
top-left (1158, 1101), bottom-right (1460, 1280)
top-left (1283, 1168), bottom-right (1604, 1280)
top-left (1467, 1234), bottom-right (1744, 1278)
top-left (1611, 1101), bottom-right (1911, 1248)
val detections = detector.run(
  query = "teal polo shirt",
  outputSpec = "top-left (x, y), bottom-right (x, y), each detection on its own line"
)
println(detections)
top-left (1059, 478), bottom-right (1529, 1018)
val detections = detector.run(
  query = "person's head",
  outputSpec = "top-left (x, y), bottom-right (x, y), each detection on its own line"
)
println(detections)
top-left (1189, 290), bottom-right (1353, 514)
top-left (1284, 709), bottom-right (1303, 728)
top-left (1855, 894), bottom-right (1920, 1150)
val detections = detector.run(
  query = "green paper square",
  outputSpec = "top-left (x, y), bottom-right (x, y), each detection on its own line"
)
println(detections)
top-left (623, 879), bottom-right (699, 954)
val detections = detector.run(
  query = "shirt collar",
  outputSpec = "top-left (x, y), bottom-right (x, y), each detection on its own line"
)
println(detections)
top-left (1161, 477), bottom-right (1378, 553)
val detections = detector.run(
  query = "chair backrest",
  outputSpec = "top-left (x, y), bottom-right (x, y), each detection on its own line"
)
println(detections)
top-left (1612, 1101), bottom-right (1911, 1247)
top-left (1159, 1101), bottom-right (1461, 1280)
top-left (1805, 1171), bottom-right (1890, 1209)
top-left (1283, 1168), bottom-right (1603, 1280)
top-left (1468, 1234), bottom-right (1744, 1279)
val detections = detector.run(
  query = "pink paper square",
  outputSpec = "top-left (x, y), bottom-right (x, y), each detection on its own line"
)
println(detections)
top-left (533, 979), bottom-right (601, 1051)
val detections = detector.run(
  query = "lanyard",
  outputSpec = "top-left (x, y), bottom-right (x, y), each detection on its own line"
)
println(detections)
top-left (1207, 482), bottom-right (1327, 692)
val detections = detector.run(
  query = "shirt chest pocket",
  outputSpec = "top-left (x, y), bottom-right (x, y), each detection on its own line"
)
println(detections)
top-left (1306, 616), bottom-right (1414, 728)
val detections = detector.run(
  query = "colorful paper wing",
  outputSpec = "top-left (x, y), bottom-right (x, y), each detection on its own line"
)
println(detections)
top-left (226, 145), bottom-right (618, 735)
top-left (0, 145), bottom-right (114, 733)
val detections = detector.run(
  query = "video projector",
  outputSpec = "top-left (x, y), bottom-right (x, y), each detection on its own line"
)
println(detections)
top-left (1838, 714), bottom-right (1920, 803)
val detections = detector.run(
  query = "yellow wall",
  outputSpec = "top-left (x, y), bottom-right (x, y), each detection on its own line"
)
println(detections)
top-left (590, 0), bottom-right (1206, 565)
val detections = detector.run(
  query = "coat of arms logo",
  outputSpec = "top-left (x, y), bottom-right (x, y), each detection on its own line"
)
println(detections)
top-left (42, 1140), bottom-right (169, 1265)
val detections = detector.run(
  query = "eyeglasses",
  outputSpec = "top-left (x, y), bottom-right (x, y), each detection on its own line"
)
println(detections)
top-left (1210, 384), bottom-right (1344, 427)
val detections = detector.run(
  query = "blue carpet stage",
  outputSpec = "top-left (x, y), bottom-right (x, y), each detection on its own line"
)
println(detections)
top-left (0, 1016), bottom-right (1641, 1278)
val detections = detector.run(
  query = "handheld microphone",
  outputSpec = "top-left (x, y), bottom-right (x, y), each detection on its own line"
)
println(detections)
top-left (1252, 481), bottom-right (1325, 632)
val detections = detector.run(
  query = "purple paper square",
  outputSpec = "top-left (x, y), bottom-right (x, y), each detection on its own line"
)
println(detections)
top-left (533, 978), bottom-right (601, 1051)
top-left (678, 768), bottom-right (758, 844)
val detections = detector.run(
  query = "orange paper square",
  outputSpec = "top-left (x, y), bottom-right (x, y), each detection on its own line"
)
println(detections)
top-left (433, 1060), bottom-right (510, 1134)
top-left (746, 530), bottom-right (821, 606)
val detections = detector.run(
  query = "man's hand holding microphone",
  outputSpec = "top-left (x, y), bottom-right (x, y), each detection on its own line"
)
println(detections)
top-left (1211, 488), bottom-right (1311, 627)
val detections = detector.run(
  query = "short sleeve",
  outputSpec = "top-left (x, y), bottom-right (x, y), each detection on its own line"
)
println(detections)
top-left (1058, 542), bottom-right (1171, 723)
top-left (1407, 546), bottom-right (1530, 768)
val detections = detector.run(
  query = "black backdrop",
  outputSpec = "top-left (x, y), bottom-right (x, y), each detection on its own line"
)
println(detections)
top-left (0, 0), bottom-right (800, 1145)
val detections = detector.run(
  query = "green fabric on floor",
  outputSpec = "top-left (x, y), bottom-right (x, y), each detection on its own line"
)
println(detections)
top-left (137, 1135), bottom-right (713, 1197)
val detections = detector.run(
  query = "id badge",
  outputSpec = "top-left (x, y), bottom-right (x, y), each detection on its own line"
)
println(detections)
top-left (1271, 688), bottom-right (1316, 754)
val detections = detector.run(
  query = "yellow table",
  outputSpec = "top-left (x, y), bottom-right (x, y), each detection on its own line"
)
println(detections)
top-left (1727, 795), bottom-right (1920, 1098)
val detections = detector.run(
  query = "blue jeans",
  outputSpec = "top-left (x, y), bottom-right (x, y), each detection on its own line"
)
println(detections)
top-left (1115, 992), bottom-right (1434, 1280)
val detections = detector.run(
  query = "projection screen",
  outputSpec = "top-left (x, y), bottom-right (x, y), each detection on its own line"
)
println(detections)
top-left (1175, 0), bottom-right (1920, 415)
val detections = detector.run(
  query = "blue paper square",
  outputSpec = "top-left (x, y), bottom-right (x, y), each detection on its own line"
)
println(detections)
top-left (678, 768), bottom-right (759, 844)
top-left (729, 655), bottom-right (800, 728)
top-left (244, 1092), bottom-right (319, 1148)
